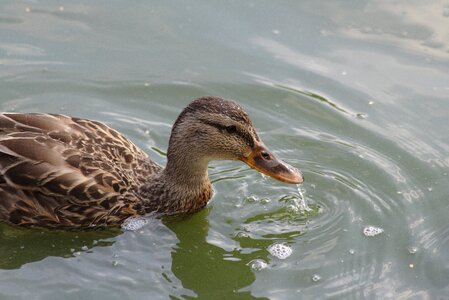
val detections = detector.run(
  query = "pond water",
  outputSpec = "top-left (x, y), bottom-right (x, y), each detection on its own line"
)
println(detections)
top-left (1, 1), bottom-right (449, 299)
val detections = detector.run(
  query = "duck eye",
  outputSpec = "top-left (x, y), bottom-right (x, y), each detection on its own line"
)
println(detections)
top-left (225, 125), bottom-right (237, 134)
top-left (261, 151), bottom-right (271, 160)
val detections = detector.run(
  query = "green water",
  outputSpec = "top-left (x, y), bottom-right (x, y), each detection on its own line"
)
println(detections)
top-left (1, 1), bottom-right (449, 299)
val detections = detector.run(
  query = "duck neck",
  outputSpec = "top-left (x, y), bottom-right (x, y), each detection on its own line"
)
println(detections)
top-left (139, 152), bottom-right (213, 214)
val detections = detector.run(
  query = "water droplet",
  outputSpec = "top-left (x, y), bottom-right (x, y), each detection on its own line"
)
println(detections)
top-left (267, 243), bottom-right (292, 259)
top-left (409, 263), bottom-right (414, 268)
top-left (261, 198), bottom-right (271, 204)
top-left (286, 204), bottom-right (299, 213)
top-left (248, 259), bottom-right (268, 271)
top-left (144, 82), bottom-right (149, 87)
top-left (341, 71), bottom-right (347, 76)
top-left (294, 185), bottom-right (311, 212)
top-left (349, 249), bottom-right (355, 254)
top-left (312, 274), bottom-right (321, 282)
top-left (245, 195), bottom-right (258, 203)
top-left (427, 187), bottom-right (433, 192)
top-left (59, 6), bottom-right (64, 11)
top-left (121, 216), bottom-right (148, 231)
top-left (408, 246), bottom-right (418, 254)
top-left (25, 7), bottom-right (31, 12)
top-left (363, 226), bottom-right (384, 237)
top-left (272, 29), bottom-right (280, 35)
top-left (356, 113), bottom-right (367, 119)
top-left (368, 101), bottom-right (375, 105)
top-left (235, 231), bottom-right (249, 238)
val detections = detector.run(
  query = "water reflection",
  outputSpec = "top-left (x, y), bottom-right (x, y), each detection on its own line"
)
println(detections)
top-left (164, 210), bottom-right (265, 299)
top-left (0, 223), bottom-right (119, 269)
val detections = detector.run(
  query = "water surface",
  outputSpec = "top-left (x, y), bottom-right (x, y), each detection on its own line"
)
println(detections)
top-left (1, 1), bottom-right (449, 299)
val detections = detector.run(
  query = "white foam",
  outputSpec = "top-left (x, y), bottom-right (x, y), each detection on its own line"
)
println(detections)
top-left (267, 243), bottom-right (293, 259)
top-left (121, 216), bottom-right (148, 231)
top-left (362, 225), bottom-right (384, 237)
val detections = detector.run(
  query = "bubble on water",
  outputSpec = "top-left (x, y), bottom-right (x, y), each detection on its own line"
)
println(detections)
top-left (349, 249), bottom-right (355, 254)
top-left (409, 263), bottom-right (414, 268)
top-left (363, 226), bottom-right (384, 237)
top-left (121, 217), bottom-right (148, 231)
top-left (248, 259), bottom-right (268, 271)
top-left (267, 243), bottom-right (292, 259)
top-left (245, 195), bottom-right (258, 203)
top-left (408, 246), bottom-right (418, 254)
top-left (312, 274), bottom-right (321, 282)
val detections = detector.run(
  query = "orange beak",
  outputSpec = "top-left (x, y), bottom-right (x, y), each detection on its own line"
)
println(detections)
top-left (240, 141), bottom-right (304, 184)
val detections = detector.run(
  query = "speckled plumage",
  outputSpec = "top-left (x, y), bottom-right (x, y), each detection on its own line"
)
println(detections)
top-left (0, 112), bottom-right (160, 226)
top-left (0, 96), bottom-right (302, 228)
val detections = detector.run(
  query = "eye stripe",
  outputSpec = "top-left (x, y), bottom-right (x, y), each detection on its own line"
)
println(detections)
top-left (200, 120), bottom-right (254, 148)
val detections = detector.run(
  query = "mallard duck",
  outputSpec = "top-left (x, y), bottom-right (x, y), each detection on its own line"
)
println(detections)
top-left (0, 96), bottom-right (303, 227)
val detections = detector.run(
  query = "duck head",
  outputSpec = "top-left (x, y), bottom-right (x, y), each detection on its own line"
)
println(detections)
top-left (165, 96), bottom-right (303, 184)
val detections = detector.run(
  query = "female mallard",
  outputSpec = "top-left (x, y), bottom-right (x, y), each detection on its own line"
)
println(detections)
top-left (0, 96), bottom-right (303, 227)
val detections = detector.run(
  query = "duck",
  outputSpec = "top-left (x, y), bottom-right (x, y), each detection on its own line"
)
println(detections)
top-left (0, 96), bottom-right (303, 227)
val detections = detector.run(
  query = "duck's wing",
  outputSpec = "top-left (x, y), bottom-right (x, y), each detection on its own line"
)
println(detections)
top-left (0, 113), bottom-right (161, 227)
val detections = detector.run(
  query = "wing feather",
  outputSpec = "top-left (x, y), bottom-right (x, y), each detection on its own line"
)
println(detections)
top-left (0, 113), bottom-right (161, 226)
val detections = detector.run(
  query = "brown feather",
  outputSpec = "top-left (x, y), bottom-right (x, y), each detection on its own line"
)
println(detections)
top-left (0, 96), bottom-right (278, 227)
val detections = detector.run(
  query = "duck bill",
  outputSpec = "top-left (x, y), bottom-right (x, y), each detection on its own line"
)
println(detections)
top-left (240, 142), bottom-right (304, 184)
